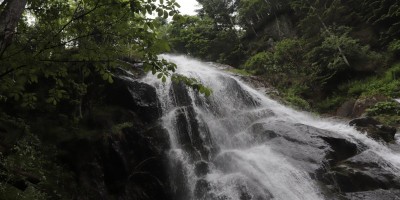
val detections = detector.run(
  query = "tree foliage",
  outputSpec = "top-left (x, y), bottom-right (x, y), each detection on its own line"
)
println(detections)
top-left (0, 0), bottom-right (186, 111)
top-left (164, 0), bottom-right (400, 109)
top-left (166, 15), bottom-right (244, 65)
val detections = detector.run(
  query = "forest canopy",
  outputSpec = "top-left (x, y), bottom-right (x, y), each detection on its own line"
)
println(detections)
top-left (165, 0), bottom-right (400, 111)
top-left (0, 0), bottom-right (188, 110)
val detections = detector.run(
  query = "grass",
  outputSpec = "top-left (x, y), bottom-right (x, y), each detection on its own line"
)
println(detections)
top-left (344, 63), bottom-right (400, 98)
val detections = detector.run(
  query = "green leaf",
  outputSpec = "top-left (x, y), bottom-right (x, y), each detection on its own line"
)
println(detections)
top-left (108, 76), bottom-right (114, 83)
top-left (102, 73), bottom-right (109, 80)
top-left (146, 5), bottom-right (152, 14)
top-left (163, 10), bottom-right (169, 19)
top-left (143, 63), bottom-right (152, 72)
top-left (205, 89), bottom-right (211, 97)
top-left (199, 86), bottom-right (205, 93)
top-left (162, 76), bottom-right (167, 82)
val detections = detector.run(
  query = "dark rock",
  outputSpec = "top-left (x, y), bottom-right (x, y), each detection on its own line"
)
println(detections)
top-left (194, 179), bottom-right (212, 199)
top-left (349, 117), bottom-right (380, 127)
top-left (325, 151), bottom-right (400, 193)
top-left (106, 75), bottom-right (161, 124)
top-left (181, 144), bottom-right (202, 161)
top-left (58, 70), bottom-right (172, 200)
top-left (320, 136), bottom-right (358, 165)
top-left (170, 83), bottom-right (216, 161)
top-left (246, 122), bottom-right (334, 173)
top-left (336, 99), bottom-right (356, 117)
top-left (250, 123), bottom-right (279, 143)
top-left (114, 65), bottom-right (145, 79)
top-left (350, 117), bottom-right (397, 142)
top-left (168, 155), bottom-right (192, 200)
top-left (143, 124), bottom-right (171, 155)
top-left (59, 121), bottom-right (172, 200)
top-left (194, 161), bottom-right (210, 177)
top-left (345, 189), bottom-right (400, 200)
top-left (170, 82), bottom-right (193, 107)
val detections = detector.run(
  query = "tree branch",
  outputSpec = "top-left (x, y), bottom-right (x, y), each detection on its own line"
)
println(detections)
top-left (36, 0), bottom-right (103, 56)
top-left (0, 64), bottom-right (27, 79)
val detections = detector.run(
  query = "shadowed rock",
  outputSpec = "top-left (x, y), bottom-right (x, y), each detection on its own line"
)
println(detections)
top-left (350, 117), bottom-right (397, 142)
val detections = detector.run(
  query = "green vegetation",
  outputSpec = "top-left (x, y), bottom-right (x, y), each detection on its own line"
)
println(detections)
top-left (366, 101), bottom-right (400, 116)
top-left (0, 119), bottom-right (75, 199)
top-left (164, 0), bottom-right (400, 126)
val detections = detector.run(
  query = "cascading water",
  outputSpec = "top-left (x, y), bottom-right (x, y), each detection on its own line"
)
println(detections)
top-left (141, 55), bottom-right (400, 200)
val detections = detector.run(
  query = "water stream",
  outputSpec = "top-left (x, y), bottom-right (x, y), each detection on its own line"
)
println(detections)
top-left (142, 55), bottom-right (400, 200)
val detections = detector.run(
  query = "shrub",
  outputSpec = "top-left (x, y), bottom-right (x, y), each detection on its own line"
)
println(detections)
top-left (283, 88), bottom-right (311, 110)
top-left (244, 51), bottom-right (275, 75)
top-left (244, 39), bottom-right (308, 76)
top-left (273, 39), bottom-right (306, 73)
top-left (345, 63), bottom-right (400, 97)
top-left (316, 95), bottom-right (346, 112)
top-left (388, 39), bottom-right (400, 56)
top-left (0, 134), bottom-right (75, 200)
top-left (366, 101), bottom-right (400, 116)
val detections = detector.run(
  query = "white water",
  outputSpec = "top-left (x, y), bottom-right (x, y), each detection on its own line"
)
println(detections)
top-left (142, 55), bottom-right (400, 200)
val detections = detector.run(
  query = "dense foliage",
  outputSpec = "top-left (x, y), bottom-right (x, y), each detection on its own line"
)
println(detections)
top-left (166, 0), bottom-right (400, 113)
top-left (0, 0), bottom-right (187, 109)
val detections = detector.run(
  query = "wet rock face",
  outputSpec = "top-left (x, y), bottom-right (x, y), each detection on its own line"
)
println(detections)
top-left (320, 136), bottom-right (358, 165)
top-left (105, 75), bottom-right (161, 124)
top-left (59, 73), bottom-right (172, 200)
top-left (169, 82), bottom-right (217, 161)
top-left (350, 117), bottom-right (397, 142)
top-left (60, 124), bottom-right (171, 200)
top-left (345, 189), bottom-right (400, 200)
top-left (245, 121), bottom-right (400, 198)
top-left (325, 151), bottom-right (400, 193)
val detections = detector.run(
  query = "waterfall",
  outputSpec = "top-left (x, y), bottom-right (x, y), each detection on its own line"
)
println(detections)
top-left (141, 55), bottom-right (400, 200)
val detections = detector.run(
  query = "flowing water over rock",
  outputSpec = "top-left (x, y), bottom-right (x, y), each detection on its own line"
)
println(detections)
top-left (142, 55), bottom-right (400, 200)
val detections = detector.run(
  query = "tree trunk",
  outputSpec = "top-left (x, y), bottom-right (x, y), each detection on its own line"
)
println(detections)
top-left (0, 0), bottom-right (27, 57)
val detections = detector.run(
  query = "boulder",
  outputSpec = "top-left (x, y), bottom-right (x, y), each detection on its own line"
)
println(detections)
top-left (324, 151), bottom-right (400, 193)
top-left (194, 161), bottom-right (210, 177)
top-left (194, 179), bottom-right (212, 199)
top-left (320, 136), bottom-right (358, 165)
top-left (350, 117), bottom-right (397, 142)
top-left (352, 95), bottom-right (388, 117)
top-left (336, 99), bottom-right (356, 117)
